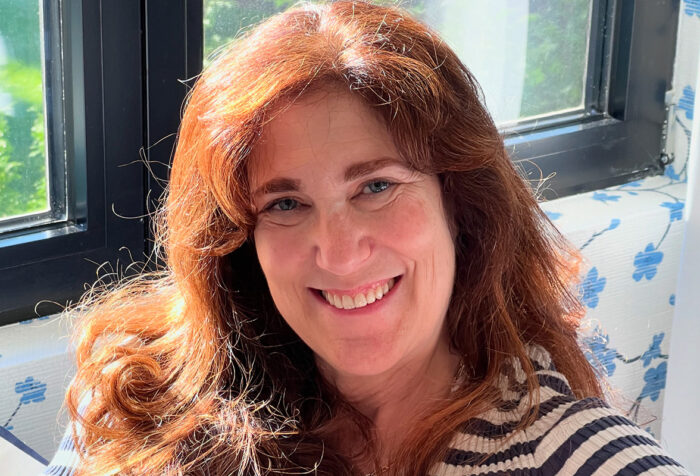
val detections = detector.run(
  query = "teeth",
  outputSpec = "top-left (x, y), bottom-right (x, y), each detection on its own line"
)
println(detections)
top-left (366, 289), bottom-right (376, 304)
top-left (321, 278), bottom-right (396, 310)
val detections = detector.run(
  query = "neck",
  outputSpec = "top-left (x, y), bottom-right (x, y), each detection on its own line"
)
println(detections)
top-left (317, 333), bottom-right (460, 461)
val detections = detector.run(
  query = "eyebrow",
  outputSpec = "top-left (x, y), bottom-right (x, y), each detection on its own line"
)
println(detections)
top-left (253, 157), bottom-right (405, 197)
top-left (343, 157), bottom-right (404, 182)
top-left (253, 177), bottom-right (301, 197)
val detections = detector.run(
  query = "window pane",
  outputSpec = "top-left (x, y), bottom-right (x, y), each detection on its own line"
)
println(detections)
top-left (420, 0), bottom-right (592, 125)
top-left (0, 0), bottom-right (49, 220)
top-left (203, 0), bottom-right (426, 65)
top-left (203, 0), bottom-right (592, 125)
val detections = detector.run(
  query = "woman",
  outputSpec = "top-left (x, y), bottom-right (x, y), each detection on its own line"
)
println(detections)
top-left (45, 1), bottom-right (688, 475)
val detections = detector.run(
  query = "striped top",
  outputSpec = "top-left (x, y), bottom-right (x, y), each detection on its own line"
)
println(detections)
top-left (431, 345), bottom-right (688, 475)
top-left (43, 345), bottom-right (689, 475)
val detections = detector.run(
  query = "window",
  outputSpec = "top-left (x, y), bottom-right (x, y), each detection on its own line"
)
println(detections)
top-left (200, 0), bottom-right (679, 197)
top-left (204, 0), bottom-right (593, 125)
top-left (507, 0), bottom-right (679, 197)
top-left (0, 0), bottom-right (145, 324)
top-left (0, 0), bottom-right (679, 324)
top-left (0, 0), bottom-right (52, 229)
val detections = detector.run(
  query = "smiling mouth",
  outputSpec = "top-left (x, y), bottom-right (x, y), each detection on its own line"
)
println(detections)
top-left (315, 277), bottom-right (400, 310)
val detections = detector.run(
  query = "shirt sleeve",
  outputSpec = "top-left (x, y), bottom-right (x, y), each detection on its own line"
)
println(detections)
top-left (530, 344), bottom-right (690, 475)
top-left (435, 345), bottom-right (690, 476)
top-left (41, 392), bottom-right (91, 476)
top-left (543, 397), bottom-right (691, 476)
top-left (41, 421), bottom-right (81, 476)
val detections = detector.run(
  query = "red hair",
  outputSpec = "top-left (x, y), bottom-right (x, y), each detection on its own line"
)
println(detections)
top-left (65, 1), bottom-right (601, 474)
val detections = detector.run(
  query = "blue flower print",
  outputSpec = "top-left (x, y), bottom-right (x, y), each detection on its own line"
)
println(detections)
top-left (580, 267), bottom-right (606, 308)
top-left (15, 377), bottom-right (47, 404)
top-left (19, 316), bottom-right (51, 325)
top-left (679, 86), bottom-right (694, 120)
top-left (619, 181), bottom-right (641, 195)
top-left (686, 0), bottom-right (700, 18)
top-left (545, 211), bottom-right (562, 221)
top-left (664, 165), bottom-right (682, 181)
top-left (670, 294), bottom-right (676, 306)
top-left (582, 330), bottom-right (617, 377)
top-left (660, 201), bottom-right (684, 222)
top-left (640, 362), bottom-right (667, 402)
top-left (579, 218), bottom-right (621, 251)
top-left (619, 180), bottom-right (642, 188)
top-left (3, 377), bottom-right (47, 430)
top-left (592, 191), bottom-right (621, 203)
top-left (641, 333), bottom-right (665, 367)
top-left (633, 243), bottom-right (664, 281)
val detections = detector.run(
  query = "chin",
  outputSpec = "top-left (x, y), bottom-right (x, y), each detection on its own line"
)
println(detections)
top-left (319, 338), bottom-right (406, 378)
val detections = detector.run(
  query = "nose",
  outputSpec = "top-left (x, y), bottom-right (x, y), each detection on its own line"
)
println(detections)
top-left (313, 209), bottom-right (372, 276)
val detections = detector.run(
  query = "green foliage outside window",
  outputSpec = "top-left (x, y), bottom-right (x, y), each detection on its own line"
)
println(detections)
top-left (0, 0), bottom-right (47, 220)
top-left (0, 0), bottom-right (590, 223)
top-left (521, 0), bottom-right (590, 117)
top-left (204, 0), bottom-right (590, 122)
top-left (203, 0), bottom-right (425, 62)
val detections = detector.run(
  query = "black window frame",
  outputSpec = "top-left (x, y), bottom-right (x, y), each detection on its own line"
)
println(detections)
top-left (509, 0), bottom-right (679, 197)
top-left (0, 0), bottom-right (680, 325)
top-left (0, 0), bottom-right (145, 324)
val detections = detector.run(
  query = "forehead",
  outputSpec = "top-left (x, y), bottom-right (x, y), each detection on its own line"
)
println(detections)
top-left (248, 87), bottom-right (401, 184)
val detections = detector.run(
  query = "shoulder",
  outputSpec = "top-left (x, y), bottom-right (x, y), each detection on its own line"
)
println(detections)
top-left (42, 394), bottom-right (91, 476)
top-left (42, 421), bottom-right (81, 475)
top-left (434, 345), bottom-right (689, 475)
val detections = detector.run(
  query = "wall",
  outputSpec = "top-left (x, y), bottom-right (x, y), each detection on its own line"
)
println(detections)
top-left (0, 1), bottom-right (698, 464)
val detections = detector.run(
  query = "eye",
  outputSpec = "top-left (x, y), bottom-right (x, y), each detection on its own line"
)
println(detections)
top-left (267, 198), bottom-right (299, 212)
top-left (362, 180), bottom-right (392, 194)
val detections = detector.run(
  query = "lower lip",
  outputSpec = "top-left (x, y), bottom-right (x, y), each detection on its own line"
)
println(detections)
top-left (311, 276), bottom-right (402, 315)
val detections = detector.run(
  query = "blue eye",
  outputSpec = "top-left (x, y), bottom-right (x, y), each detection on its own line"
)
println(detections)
top-left (363, 180), bottom-right (391, 194)
top-left (270, 198), bottom-right (299, 211)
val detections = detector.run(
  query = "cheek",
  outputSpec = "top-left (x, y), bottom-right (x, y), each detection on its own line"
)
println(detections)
top-left (253, 226), bottom-right (308, 299)
top-left (381, 190), bottom-right (456, 316)
top-left (380, 191), bottom-right (455, 265)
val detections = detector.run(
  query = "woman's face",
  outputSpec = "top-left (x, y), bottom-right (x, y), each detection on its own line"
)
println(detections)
top-left (250, 87), bottom-right (456, 379)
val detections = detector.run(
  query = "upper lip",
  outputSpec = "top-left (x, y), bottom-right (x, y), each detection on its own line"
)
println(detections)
top-left (312, 276), bottom-right (399, 296)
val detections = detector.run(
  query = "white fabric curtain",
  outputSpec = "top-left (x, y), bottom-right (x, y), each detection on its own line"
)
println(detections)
top-left (663, 46), bottom-right (700, 474)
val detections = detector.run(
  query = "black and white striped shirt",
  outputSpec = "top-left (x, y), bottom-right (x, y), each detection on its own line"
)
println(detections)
top-left (43, 345), bottom-right (689, 475)
top-left (432, 345), bottom-right (688, 475)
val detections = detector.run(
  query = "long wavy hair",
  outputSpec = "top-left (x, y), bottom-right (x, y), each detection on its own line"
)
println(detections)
top-left (65, 1), bottom-right (602, 474)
